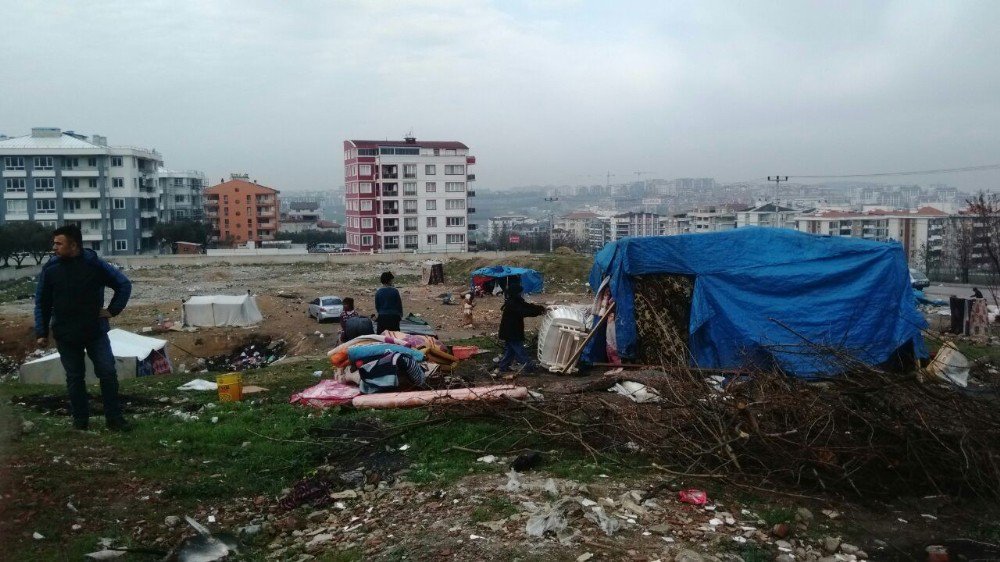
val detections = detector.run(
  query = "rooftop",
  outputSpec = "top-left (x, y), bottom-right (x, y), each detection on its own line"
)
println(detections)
top-left (348, 139), bottom-right (468, 150)
top-left (205, 178), bottom-right (279, 194)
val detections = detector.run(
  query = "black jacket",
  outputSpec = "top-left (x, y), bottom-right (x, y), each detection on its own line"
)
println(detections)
top-left (34, 249), bottom-right (132, 343)
top-left (498, 294), bottom-right (546, 341)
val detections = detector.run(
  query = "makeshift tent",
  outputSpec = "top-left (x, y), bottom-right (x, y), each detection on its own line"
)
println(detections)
top-left (19, 329), bottom-right (172, 385)
top-left (182, 294), bottom-right (263, 327)
top-left (421, 260), bottom-right (445, 285)
top-left (470, 266), bottom-right (544, 295)
top-left (585, 228), bottom-right (928, 377)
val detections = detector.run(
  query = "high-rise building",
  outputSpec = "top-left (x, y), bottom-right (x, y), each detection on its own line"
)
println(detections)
top-left (343, 137), bottom-right (475, 253)
top-left (0, 127), bottom-right (163, 255)
top-left (203, 174), bottom-right (280, 247)
top-left (158, 168), bottom-right (206, 222)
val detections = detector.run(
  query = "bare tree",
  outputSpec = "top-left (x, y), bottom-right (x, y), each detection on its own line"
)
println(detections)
top-left (968, 191), bottom-right (1000, 305)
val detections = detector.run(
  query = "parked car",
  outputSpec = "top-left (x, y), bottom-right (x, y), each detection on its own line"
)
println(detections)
top-left (307, 296), bottom-right (344, 322)
top-left (309, 243), bottom-right (342, 253)
top-left (909, 268), bottom-right (930, 289)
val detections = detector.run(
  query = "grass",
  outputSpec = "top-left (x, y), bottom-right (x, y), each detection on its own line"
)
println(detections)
top-left (470, 497), bottom-right (518, 522)
top-left (0, 275), bottom-right (36, 304)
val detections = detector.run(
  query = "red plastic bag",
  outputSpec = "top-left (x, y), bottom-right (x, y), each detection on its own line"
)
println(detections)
top-left (678, 489), bottom-right (707, 505)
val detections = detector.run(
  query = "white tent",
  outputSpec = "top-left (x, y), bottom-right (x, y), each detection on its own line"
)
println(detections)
top-left (182, 294), bottom-right (263, 327)
top-left (19, 329), bottom-right (171, 385)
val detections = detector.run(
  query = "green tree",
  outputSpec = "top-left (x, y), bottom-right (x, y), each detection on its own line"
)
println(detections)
top-left (154, 220), bottom-right (209, 252)
top-left (0, 224), bottom-right (12, 267)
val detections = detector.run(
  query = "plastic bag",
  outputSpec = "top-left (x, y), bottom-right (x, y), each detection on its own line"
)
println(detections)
top-left (678, 489), bottom-right (707, 505)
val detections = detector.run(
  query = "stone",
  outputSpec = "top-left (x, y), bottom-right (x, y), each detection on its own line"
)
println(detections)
top-left (306, 533), bottom-right (333, 550)
top-left (21, 420), bottom-right (35, 434)
top-left (648, 523), bottom-right (672, 535)
top-left (239, 524), bottom-right (262, 536)
top-left (306, 510), bottom-right (328, 522)
top-left (823, 536), bottom-right (841, 553)
top-left (772, 522), bottom-right (790, 538)
top-left (795, 507), bottom-right (814, 524)
top-left (164, 516), bottom-right (181, 528)
top-left (840, 543), bottom-right (860, 555)
top-left (330, 489), bottom-right (358, 500)
top-left (674, 550), bottom-right (704, 562)
top-left (577, 553), bottom-right (594, 562)
top-left (776, 555), bottom-right (795, 562)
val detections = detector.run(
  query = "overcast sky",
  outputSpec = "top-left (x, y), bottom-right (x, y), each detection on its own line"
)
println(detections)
top-left (3, 0), bottom-right (999, 191)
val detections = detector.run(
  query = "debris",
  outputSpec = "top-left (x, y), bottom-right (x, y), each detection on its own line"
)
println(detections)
top-left (32, 532), bottom-right (44, 540)
top-left (577, 553), bottom-right (594, 562)
top-left (312, 370), bottom-right (323, 377)
top-left (584, 506), bottom-right (621, 536)
top-left (610, 381), bottom-right (662, 403)
top-left (525, 499), bottom-right (570, 537)
top-left (177, 379), bottom-right (217, 391)
top-left (822, 509), bottom-right (840, 519)
top-left (174, 516), bottom-right (236, 562)
top-left (289, 380), bottom-right (360, 409)
top-left (678, 489), bottom-right (707, 505)
top-left (165, 515), bottom-right (181, 527)
top-left (477, 455), bottom-right (498, 464)
top-left (330, 489), bottom-right (358, 500)
top-left (351, 385), bottom-right (528, 410)
top-left (512, 451), bottom-right (543, 472)
top-left (84, 550), bottom-right (127, 560)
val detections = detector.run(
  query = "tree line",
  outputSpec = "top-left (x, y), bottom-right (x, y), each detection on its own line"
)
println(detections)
top-left (0, 222), bottom-right (55, 267)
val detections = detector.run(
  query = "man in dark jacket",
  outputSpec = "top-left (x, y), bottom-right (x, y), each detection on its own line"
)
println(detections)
top-left (496, 278), bottom-right (546, 374)
top-left (374, 271), bottom-right (403, 333)
top-left (34, 225), bottom-right (132, 431)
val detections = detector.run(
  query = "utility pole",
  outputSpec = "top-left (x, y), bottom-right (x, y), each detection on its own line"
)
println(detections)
top-left (544, 196), bottom-right (559, 253)
top-left (605, 171), bottom-right (615, 193)
top-left (767, 176), bottom-right (788, 204)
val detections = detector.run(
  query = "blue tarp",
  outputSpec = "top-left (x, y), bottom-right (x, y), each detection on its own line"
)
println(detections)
top-left (470, 266), bottom-right (544, 294)
top-left (585, 228), bottom-right (928, 377)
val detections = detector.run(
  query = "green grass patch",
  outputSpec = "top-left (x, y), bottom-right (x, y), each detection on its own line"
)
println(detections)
top-left (471, 497), bottom-right (518, 522)
top-left (757, 506), bottom-right (797, 526)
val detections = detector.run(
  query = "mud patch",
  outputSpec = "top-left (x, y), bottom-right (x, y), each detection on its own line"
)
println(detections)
top-left (9, 393), bottom-right (166, 416)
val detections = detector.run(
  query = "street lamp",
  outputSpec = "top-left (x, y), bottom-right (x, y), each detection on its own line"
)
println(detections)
top-left (544, 196), bottom-right (559, 253)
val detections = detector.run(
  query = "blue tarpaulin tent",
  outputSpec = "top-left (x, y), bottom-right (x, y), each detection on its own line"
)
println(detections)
top-left (470, 266), bottom-right (544, 294)
top-left (585, 228), bottom-right (927, 377)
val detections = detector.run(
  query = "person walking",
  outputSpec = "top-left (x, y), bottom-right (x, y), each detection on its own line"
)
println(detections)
top-left (374, 271), bottom-right (403, 333)
top-left (34, 224), bottom-right (132, 431)
top-left (495, 278), bottom-right (546, 375)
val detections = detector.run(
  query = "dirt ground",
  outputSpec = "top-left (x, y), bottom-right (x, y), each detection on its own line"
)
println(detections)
top-left (0, 259), bottom-right (591, 364)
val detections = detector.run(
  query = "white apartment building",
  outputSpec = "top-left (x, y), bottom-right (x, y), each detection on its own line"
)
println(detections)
top-left (0, 127), bottom-right (163, 255)
top-left (689, 207), bottom-right (737, 232)
top-left (343, 137), bottom-right (475, 253)
top-left (587, 212), bottom-right (660, 250)
top-left (158, 168), bottom-right (206, 222)
top-left (736, 203), bottom-right (800, 229)
top-left (794, 207), bottom-right (948, 267)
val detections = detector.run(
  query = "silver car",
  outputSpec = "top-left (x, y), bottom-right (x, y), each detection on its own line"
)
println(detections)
top-left (307, 296), bottom-right (344, 323)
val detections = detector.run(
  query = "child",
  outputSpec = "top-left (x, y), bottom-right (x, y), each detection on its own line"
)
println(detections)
top-left (375, 271), bottom-right (403, 333)
top-left (495, 279), bottom-right (546, 374)
top-left (339, 297), bottom-right (359, 343)
top-left (462, 292), bottom-right (476, 328)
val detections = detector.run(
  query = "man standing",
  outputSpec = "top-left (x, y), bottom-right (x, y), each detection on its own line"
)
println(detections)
top-left (374, 271), bottom-right (403, 333)
top-left (34, 225), bottom-right (132, 431)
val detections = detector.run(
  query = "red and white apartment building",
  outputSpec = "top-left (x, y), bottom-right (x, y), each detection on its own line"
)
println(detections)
top-left (343, 137), bottom-right (475, 253)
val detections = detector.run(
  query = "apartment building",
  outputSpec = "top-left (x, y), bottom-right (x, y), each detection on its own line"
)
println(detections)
top-left (158, 168), bottom-right (206, 222)
top-left (0, 127), bottom-right (163, 255)
top-left (204, 174), bottom-right (280, 247)
top-left (794, 207), bottom-right (948, 266)
top-left (736, 203), bottom-right (800, 229)
top-left (689, 207), bottom-right (738, 232)
top-left (343, 137), bottom-right (475, 253)
top-left (587, 211), bottom-right (660, 250)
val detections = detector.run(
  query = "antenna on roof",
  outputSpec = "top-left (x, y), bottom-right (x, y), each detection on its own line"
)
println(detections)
top-left (404, 129), bottom-right (416, 144)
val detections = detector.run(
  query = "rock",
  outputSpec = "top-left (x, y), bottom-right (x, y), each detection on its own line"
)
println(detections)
top-left (776, 555), bottom-right (795, 562)
top-left (330, 489), bottom-right (358, 500)
top-left (306, 533), bottom-right (333, 550)
top-left (772, 523), bottom-right (791, 538)
top-left (164, 515), bottom-right (181, 528)
top-left (674, 550), bottom-right (704, 562)
top-left (239, 524), bottom-right (262, 536)
top-left (840, 543), bottom-right (859, 556)
top-left (776, 540), bottom-right (793, 551)
top-left (823, 536), bottom-right (841, 553)
top-left (306, 510), bottom-right (328, 522)
top-left (857, 551), bottom-right (868, 559)
top-left (648, 523), bottom-right (672, 535)
top-left (21, 420), bottom-right (35, 434)
top-left (577, 553), bottom-right (594, 562)
top-left (795, 507), bottom-right (814, 525)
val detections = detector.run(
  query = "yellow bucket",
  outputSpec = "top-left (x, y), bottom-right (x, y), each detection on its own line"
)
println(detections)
top-left (216, 373), bottom-right (243, 402)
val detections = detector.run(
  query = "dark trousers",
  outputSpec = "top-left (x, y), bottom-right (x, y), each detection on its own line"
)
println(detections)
top-left (56, 331), bottom-right (122, 421)
top-left (498, 339), bottom-right (536, 372)
top-left (376, 314), bottom-right (401, 334)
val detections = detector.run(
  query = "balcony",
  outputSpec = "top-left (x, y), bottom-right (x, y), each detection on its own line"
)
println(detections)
top-left (81, 230), bottom-right (103, 242)
top-left (383, 226), bottom-right (399, 232)
top-left (468, 223), bottom-right (478, 230)
top-left (382, 190), bottom-right (399, 197)
top-left (141, 229), bottom-right (153, 237)
top-left (64, 211), bottom-right (103, 220)
top-left (467, 174), bottom-right (476, 181)
top-left (62, 189), bottom-right (102, 198)
top-left (140, 211), bottom-right (157, 218)
top-left (381, 173), bottom-right (398, 180)
top-left (381, 208), bottom-right (399, 216)
top-left (205, 212), bottom-right (219, 218)
top-left (467, 190), bottom-right (475, 197)
top-left (61, 170), bottom-right (100, 178)
top-left (404, 208), bottom-right (418, 215)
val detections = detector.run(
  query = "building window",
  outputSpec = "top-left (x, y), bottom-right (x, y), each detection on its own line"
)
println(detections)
top-left (88, 178), bottom-right (98, 188)
top-left (384, 235), bottom-right (399, 248)
top-left (35, 178), bottom-right (55, 191)
top-left (404, 200), bottom-right (418, 214)
top-left (425, 182), bottom-right (436, 192)
top-left (6, 200), bottom-right (27, 213)
top-left (360, 182), bottom-right (373, 194)
top-left (427, 234), bottom-right (438, 244)
top-left (359, 164), bottom-right (372, 176)
top-left (89, 200), bottom-right (99, 209)
top-left (444, 164), bottom-right (465, 175)
top-left (360, 200), bottom-right (373, 211)
top-left (63, 157), bottom-right (79, 168)
top-left (404, 235), bottom-right (418, 248)
top-left (5, 178), bottom-right (25, 192)
top-left (427, 217), bottom-right (437, 228)
top-left (112, 177), bottom-right (124, 188)
top-left (35, 199), bottom-right (57, 214)
top-left (33, 157), bottom-right (53, 170)
top-left (403, 164), bottom-right (417, 178)
top-left (64, 178), bottom-right (80, 189)
top-left (64, 200), bottom-right (81, 211)
top-left (425, 165), bottom-right (436, 175)
top-left (404, 217), bottom-right (418, 231)
top-left (114, 239), bottom-right (128, 251)
top-left (4, 156), bottom-right (24, 170)
top-left (445, 199), bottom-right (465, 210)
top-left (426, 200), bottom-right (437, 210)
top-left (361, 235), bottom-right (373, 246)
top-left (362, 218), bottom-right (373, 229)
top-left (87, 157), bottom-right (98, 167)
top-left (446, 234), bottom-right (465, 244)
top-left (111, 156), bottom-right (123, 167)
top-left (445, 182), bottom-right (465, 192)
top-left (113, 198), bottom-right (126, 209)
top-left (446, 217), bottom-right (465, 227)
top-left (403, 182), bottom-right (417, 195)
top-left (113, 219), bottom-right (126, 230)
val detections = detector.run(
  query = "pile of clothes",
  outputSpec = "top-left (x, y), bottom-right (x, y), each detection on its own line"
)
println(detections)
top-left (327, 332), bottom-right (459, 394)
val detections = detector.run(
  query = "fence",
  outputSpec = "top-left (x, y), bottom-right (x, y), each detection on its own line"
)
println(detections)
top-left (927, 266), bottom-right (997, 285)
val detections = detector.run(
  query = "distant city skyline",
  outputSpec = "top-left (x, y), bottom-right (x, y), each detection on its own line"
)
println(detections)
top-left (3, 1), bottom-right (999, 191)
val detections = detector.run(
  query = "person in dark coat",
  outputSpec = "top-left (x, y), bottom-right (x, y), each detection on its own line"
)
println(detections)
top-left (34, 224), bottom-right (132, 431)
top-left (496, 278), bottom-right (546, 374)
top-left (374, 271), bottom-right (403, 333)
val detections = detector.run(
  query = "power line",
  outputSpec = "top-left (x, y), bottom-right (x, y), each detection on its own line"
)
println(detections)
top-left (789, 163), bottom-right (1000, 180)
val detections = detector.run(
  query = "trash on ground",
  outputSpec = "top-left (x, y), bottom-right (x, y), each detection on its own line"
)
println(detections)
top-left (177, 379), bottom-right (217, 391)
top-left (678, 489), bottom-right (708, 505)
top-left (289, 380), bottom-right (360, 409)
top-left (925, 341), bottom-right (970, 387)
top-left (610, 381), bottom-right (662, 403)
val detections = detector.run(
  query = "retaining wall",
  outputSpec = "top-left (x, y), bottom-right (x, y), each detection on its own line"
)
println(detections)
top-left (107, 251), bottom-right (531, 268)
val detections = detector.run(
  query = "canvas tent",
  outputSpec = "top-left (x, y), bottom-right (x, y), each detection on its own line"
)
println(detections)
top-left (20, 329), bottom-right (172, 385)
top-left (585, 228), bottom-right (928, 377)
top-left (470, 266), bottom-right (544, 295)
top-left (183, 294), bottom-right (263, 327)
top-left (421, 260), bottom-right (445, 285)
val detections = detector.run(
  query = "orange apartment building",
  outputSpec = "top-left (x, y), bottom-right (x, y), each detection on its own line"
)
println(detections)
top-left (204, 174), bottom-right (280, 247)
